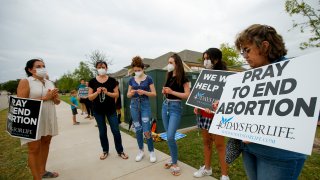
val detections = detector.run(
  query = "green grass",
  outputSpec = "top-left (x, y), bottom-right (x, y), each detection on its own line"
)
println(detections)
top-left (2, 96), bottom-right (319, 180)
top-left (60, 94), bottom-right (72, 105)
top-left (151, 127), bottom-right (320, 180)
top-left (0, 109), bottom-right (32, 180)
top-left (153, 130), bottom-right (247, 179)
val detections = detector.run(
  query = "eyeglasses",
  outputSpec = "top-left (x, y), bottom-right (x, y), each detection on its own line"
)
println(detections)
top-left (240, 48), bottom-right (251, 57)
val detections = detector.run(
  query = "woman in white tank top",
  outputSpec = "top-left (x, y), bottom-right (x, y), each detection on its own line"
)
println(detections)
top-left (17, 59), bottom-right (60, 180)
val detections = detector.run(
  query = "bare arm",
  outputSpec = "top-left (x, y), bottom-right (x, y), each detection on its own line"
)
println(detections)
top-left (88, 87), bottom-right (99, 101)
top-left (127, 85), bottom-right (134, 98)
top-left (146, 84), bottom-right (156, 97)
top-left (107, 86), bottom-right (119, 99)
top-left (17, 79), bottom-right (29, 98)
top-left (164, 82), bottom-right (190, 100)
top-left (52, 88), bottom-right (60, 104)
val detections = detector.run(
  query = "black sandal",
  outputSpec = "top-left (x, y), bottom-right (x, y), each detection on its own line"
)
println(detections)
top-left (42, 171), bottom-right (59, 178)
top-left (118, 152), bottom-right (129, 160)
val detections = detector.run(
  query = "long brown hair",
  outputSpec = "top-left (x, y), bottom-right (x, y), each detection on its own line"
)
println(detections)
top-left (166, 53), bottom-right (186, 86)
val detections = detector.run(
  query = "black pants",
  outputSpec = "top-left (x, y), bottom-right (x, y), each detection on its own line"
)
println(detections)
top-left (84, 99), bottom-right (93, 116)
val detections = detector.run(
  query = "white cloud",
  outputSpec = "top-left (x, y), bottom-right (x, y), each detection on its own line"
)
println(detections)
top-left (0, 0), bottom-right (318, 83)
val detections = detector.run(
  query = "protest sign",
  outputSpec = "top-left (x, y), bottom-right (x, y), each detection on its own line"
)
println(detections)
top-left (186, 69), bottom-right (235, 111)
top-left (7, 96), bottom-right (42, 140)
top-left (78, 87), bottom-right (89, 98)
top-left (209, 52), bottom-right (320, 155)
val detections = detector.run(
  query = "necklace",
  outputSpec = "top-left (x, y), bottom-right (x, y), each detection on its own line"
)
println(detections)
top-left (99, 92), bottom-right (105, 102)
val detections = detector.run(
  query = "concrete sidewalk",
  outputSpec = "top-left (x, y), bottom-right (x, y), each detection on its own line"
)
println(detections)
top-left (47, 101), bottom-right (216, 180)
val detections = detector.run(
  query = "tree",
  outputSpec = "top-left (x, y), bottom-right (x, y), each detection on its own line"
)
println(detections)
top-left (56, 72), bottom-right (78, 93)
top-left (220, 43), bottom-right (244, 69)
top-left (73, 61), bottom-right (94, 81)
top-left (285, 0), bottom-right (320, 49)
top-left (2, 79), bottom-right (20, 94)
top-left (56, 61), bottom-right (94, 93)
top-left (86, 50), bottom-right (113, 74)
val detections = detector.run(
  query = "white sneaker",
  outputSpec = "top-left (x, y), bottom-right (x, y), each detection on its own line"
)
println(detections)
top-left (149, 151), bottom-right (157, 163)
top-left (220, 175), bottom-right (230, 180)
top-left (193, 165), bottom-right (212, 178)
top-left (135, 150), bottom-right (144, 162)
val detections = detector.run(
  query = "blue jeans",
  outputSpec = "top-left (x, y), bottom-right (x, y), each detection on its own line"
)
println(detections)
top-left (161, 100), bottom-right (182, 164)
top-left (94, 111), bottom-right (124, 154)
top-left (242, 143), bottom-right (306, 180)
top-left (130, 97), bottom-right (154, 152)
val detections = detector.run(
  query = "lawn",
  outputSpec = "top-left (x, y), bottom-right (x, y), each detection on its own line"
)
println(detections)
top-left (153, 128), bottom-right (320, 180)
top-left (1, 96), bottom-right (319, 179)
top-left (0, 109), bottom-right (32, 180)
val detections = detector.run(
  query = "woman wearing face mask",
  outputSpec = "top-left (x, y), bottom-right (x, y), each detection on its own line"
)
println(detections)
top-left (235, 24), bottom-right (307, 180)
top-left (88, 61), bottom-right (128, 160)
top-left (17, 59), bottom-right (60, 179)
top-left (162, 54), bottom-right (190, 176)
top-left (127, 56), bottom-right (157, 163)
top-left (193, 48), bottom-right (229, 180)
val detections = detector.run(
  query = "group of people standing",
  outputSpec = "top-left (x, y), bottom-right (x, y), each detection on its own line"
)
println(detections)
top-left (17, 24), bottom-right (308, 180)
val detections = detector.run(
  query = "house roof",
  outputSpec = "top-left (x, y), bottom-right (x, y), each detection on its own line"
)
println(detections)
top-left (114, 49), bottom-right (203, 78)
top-left (110, 68), bottom-right (128, 78)
top-left (146, 52), bottom-right (175, 71)
top-left (178, 49), bottom-right (202, 64)
top-left (146, 50), bottom-right (202, 71)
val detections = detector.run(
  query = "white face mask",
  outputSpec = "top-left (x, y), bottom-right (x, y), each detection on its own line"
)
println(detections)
top-left (36, 68), bottom-right (47, 78)
top-left (204, 59), bottom-right (212, 69)
top-left (167, 64), bottom-right (175, 72)
top-left (97, 68), bottom-right (107, 75)
top-left (134, 71), bottom-right (143, 78)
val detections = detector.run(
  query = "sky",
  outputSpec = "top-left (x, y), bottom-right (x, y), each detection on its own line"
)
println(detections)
top-left (0, 0), bottom-right (318, 83)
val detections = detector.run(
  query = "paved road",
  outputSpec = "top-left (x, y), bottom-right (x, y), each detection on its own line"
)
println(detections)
top-left (46, 101), bottom-right (216, 180)
top-left (0, 91), bottom-right (9, 111)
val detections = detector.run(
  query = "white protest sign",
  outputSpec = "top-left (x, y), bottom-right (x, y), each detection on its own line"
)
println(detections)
top-left (209, 52), bottom-right (320, 155)
top-left (7, 96), bottom-right (42, 140)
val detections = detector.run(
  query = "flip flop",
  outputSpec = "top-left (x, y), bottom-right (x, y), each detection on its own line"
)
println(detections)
top-left (164, 160), bottom-right (173, 169)
top-left (118, 152), bottom-right (129, 160)
top-left (100, 152), bottom-right (108, 160)
top-left (42, 171), bottom-right (59, 178)
top-left (170, 166), bottom-right (181, 176)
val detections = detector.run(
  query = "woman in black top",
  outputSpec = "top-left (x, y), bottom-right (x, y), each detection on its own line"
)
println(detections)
top-left (88, 61), bottom-right (128, 160)
top-left (162, 54), bottom-right (190, 176)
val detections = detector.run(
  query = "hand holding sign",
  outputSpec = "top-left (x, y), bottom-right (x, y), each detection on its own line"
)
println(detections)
top-left (7, 96), bottom-right (42, 140)
top-left (186, 69), bottom-right (235, 111)
top-left (209, 53), bottom-right (320, 155)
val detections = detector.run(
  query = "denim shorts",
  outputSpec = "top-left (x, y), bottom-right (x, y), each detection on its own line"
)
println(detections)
top-left (71, 108), bottom-right (77, 115)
